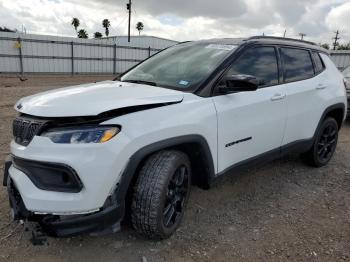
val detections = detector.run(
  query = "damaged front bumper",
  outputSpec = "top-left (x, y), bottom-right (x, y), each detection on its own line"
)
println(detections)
top-left (3, 156), bottom-right (124, 237)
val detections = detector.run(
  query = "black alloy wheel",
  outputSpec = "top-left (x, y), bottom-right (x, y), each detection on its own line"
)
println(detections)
top-left (316, 123), bottom-right (338, 163)
top-left (301, 117), bottom-right (339, 167)
top-left (162, 165), bottom-right (189, 228)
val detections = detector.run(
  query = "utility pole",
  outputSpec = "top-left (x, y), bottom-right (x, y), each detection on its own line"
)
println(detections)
top-left (283, 29), bottom-right (286, 38)
top-left (332, 30), bottom-right (340, 50)
top-left (127, 0), bottom-right (131, 42)
top-left (299, 33), bottom-right (306, 40)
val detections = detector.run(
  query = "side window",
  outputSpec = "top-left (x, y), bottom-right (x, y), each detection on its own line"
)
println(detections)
top-left (280, 48), bottom-right (314, 82)
top-left (312, 51), bottom-right (325, 74)
top-left (226, 47), bottom-right (279, 87)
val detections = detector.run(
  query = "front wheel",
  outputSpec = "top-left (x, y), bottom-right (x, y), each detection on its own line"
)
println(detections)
top-left (301, 117), bottom-right (339, 167)
top-left (131, 150), bottom-right (191, 239)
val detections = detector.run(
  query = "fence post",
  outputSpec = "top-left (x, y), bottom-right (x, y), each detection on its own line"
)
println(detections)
top-left (113, 43), bottom-right (117, 75)
top-left (18, 38), bottom-right (24, 76)
top-left (148, 46), bottom-right (151, 57)
top-left (71, 41), bottom-right (74, 75)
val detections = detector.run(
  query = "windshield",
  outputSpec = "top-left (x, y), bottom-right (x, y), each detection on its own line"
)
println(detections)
top-left (120, 42), bottom-right (237, 90)
top-left (343, 66), bottom-right (350, 78)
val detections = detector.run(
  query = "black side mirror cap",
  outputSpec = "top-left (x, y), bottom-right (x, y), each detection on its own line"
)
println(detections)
top-left (218, 74), bottom-right (259, 94)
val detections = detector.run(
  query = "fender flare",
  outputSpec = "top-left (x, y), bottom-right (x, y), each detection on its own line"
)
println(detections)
top-left (314, 103), bottom-right (345, 137)
top-left (115, 135), bottom-right (215, 204)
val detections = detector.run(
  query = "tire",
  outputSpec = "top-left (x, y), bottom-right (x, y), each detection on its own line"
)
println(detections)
top-left (301, 117), bottom-right (339, 167)
top-left (131, 150), bottom-right (191, 239)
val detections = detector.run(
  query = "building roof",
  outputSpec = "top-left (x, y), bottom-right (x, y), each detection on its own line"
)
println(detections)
top-left (102, 35), bottom-right (178, 43)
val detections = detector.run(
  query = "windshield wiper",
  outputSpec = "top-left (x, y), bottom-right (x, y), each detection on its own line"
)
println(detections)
top-left (123, 80), bottom-right (158, 86)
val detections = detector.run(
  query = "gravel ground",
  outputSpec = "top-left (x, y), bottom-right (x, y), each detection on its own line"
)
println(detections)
top-left (0, 75), bottom-right (349, 262)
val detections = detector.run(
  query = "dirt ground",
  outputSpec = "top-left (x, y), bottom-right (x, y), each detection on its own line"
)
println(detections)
top-left (0, 75), bottom-right (349, 262)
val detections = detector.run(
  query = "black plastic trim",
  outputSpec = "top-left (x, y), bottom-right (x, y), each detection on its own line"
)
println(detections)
top-left (115, 135), bottom-right (216, 204)
top-left (39, 203), bottom-right (123, 237)
top-left (2, 155), bottom-right (12, 186)
top-left (314, 103), bottom-right (346, 130)
top-left (215, 138), bottom-right (314, 180)
top-left (12, 156), bottom-right (83, 193)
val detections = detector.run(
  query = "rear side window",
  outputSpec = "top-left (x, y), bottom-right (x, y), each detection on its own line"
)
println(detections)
top-left (281, 48), bottom-right (314, 82)
top-left (226, 47), bottom-right (279, 87)
top-left (312, 52), bottom-right (325, 74)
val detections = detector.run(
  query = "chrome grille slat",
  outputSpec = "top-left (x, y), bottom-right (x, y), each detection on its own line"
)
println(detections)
top-left (12, 117), bottom-right (47, 146)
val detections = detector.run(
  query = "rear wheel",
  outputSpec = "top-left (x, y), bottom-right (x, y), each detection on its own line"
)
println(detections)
top-left (131, 150), bottom-right (191, 239)
top-left (301, 117), bottom-right (338, 167)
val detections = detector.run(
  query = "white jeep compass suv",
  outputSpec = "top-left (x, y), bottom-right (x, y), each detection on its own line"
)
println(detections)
top-left (3, 36), bottom-right (347, 239)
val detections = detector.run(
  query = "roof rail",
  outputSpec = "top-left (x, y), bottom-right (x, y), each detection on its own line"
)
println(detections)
top-left (247, 36), bottom-right (317, 46)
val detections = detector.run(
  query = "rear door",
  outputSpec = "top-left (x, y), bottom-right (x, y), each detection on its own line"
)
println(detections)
top-left (279, 47), bottom-right (325, 146)
top-left (213, 46), bottom-right (287, 174)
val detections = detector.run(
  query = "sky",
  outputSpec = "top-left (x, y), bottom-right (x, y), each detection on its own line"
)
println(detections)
top-left (0, 0), bottom-right (350, 45)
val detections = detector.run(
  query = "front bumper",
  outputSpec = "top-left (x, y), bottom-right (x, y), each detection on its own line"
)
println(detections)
top-left (4, 158), bottom-right (124, 237)
top-left (8, 133), bottom-right (131, 214)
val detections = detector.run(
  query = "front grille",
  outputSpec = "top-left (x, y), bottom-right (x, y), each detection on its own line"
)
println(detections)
top-left (13, 117), bottom-right (47, 146)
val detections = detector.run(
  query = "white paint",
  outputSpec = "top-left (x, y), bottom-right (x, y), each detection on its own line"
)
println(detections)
top-left (15, 81), bottom-right (184, 117)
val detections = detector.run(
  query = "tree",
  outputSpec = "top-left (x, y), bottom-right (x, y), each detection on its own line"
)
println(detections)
top-left (94, 32), bottom-right (103, 39)
top-left (136, 22), bottom-right (144, 35)
top-left (337, 43), bottom-right (350, 50)
top-left (102, 19), bottom-right (111, 37)
top-left (0, 26), bottom-right (15, 32)
top-left (320, 43), bottom-right (330, 50)
top-left (71, 18), bottom-right (80, 32)
top-left (77, 29), bottom-right (88, 39)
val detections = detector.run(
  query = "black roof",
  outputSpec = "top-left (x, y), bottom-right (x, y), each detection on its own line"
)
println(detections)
top-left (195, 36), bottom-right (328, 54)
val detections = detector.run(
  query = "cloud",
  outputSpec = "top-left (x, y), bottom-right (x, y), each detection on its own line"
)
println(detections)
top-left (0, 0), bottom-right (349, 44)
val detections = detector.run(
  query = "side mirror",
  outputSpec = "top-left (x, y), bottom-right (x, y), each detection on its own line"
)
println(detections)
top-left (218, 74), bottom-right (259, 94)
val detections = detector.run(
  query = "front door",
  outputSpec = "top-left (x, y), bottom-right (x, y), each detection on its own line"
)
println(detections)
top-left (213, 46), bottom-right (287, 174)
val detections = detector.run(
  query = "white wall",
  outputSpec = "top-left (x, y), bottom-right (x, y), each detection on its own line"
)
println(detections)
top-left (0, 32), bottom-right (177, 74)
top-left (330, 51), bottom-right (350, 71)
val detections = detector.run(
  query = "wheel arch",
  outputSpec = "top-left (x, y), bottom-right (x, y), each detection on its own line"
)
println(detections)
top-left (317, 103), bottom-right (345, 134)
top-left (115, 135), bottom-right (216, 215)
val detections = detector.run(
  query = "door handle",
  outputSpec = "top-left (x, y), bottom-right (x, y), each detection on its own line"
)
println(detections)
top-left (270, 93), bottom-right (286, 101)
top-left (316, 84), bottom-right (327, 90)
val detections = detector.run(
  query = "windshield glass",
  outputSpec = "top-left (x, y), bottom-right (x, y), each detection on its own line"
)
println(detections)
top-left (343, 66), bottom-right (350, 78)
top-left (120, 42), bottom-right (237, 90)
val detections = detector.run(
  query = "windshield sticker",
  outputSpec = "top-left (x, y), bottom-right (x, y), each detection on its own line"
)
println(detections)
top-left (205, 44), bottom-right (237, 51)
top-left (179, 80), bottom-right (189, 86)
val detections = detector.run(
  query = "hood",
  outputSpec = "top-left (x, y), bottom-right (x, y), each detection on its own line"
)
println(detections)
top-left (15, 81), bottom-right (184, 117)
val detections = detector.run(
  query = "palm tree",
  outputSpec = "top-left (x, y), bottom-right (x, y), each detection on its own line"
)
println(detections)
top-left (94, 32), bottom-right (103, 39)
top-left (136, 22), bottom-right (144, 35)
top-left (77, 29), bottom-right (88, 39)
top-left (0, 26), bottom-right (15, 32)
top-left (102, 19), bottom-right (111, 37)
top-left (71, 18), bottom-right (80, 32)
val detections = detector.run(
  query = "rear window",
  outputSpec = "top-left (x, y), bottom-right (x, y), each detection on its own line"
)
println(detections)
top-left (281, 48), bottom-right (314, 82)
top-left (312, 52), bottom-right (325, 74)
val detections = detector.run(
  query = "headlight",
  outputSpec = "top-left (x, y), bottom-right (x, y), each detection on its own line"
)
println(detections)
top-left (41, 126), bottom-right (120, 144)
